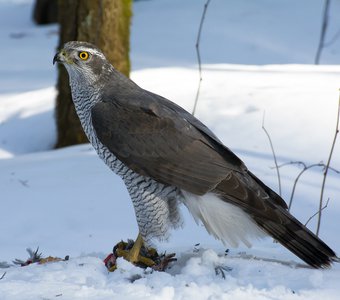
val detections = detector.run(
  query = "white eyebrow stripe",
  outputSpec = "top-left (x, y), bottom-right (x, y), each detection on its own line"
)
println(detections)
top-left (77, 47), bottom-right (105, 58)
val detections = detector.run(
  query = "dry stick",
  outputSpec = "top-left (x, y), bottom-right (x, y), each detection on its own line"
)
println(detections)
top-left (288, 164), bottom-right (314, 211)
top-left (192, 0), bottom-right (212, 116)
top-left (0, 272), bottom-right (6, 280)
top-left (275, 162), bottom-right (339, 211)
top-left (262, 112), bottom-right (281, 196)
top-left (288, 163), bottom-right (338, 211)
top-left (305, 198), bottom-right (330, 227)
top-left (315, 0), bottom-right (331, 64)
top-left (316, 91), bottom-right (340, 236)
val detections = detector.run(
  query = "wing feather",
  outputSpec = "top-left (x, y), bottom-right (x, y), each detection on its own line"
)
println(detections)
top-left (91, 88), bottom-right (246, 195)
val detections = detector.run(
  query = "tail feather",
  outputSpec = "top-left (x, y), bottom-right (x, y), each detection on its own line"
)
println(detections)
top-left (257, 213), bottom-right (337, 268)
top-left (215, 171), bottom-right (338, 269)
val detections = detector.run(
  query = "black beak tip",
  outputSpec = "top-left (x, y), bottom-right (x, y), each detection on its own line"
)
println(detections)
top-left (53, 53), bottom-right (59, 65)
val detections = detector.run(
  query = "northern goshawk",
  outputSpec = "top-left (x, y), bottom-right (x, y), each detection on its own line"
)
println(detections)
top-left (53, 41), bottom-right (338, 269)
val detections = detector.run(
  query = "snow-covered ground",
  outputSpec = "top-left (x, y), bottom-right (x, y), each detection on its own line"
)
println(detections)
top-left (0, 0), bottom-right (340, 299)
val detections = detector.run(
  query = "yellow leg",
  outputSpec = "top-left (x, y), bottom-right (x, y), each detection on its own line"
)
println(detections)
top-left (115, 233), bottom-right (156, 267)
top-left (126, 233), bottom-right (143, 263)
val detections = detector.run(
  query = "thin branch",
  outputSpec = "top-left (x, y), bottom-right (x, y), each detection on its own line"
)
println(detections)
top-left (288, 166), bottom-right (309, 211)
top-left (262, 112), bottom-right (281, 196)
top-left (0, 272), bottom-right (6, 280)
top-left (276, 160), bottom-right (340, 174)
top-left (274, 161), bottom-right (339, 211)
top-left (315, 0), bottom-right (331, 64)
top-left (316, 91), bottom-right (340, 236)
top-left (305, 198), bottom-right (330, 227)
top-left (276, 161), bottom-right (307, 170)
top-left (192, 0), bottom-right (212, 116)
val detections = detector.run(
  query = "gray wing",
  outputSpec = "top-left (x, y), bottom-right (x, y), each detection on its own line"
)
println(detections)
top-left (91, 85), bottom-right (338, 268)
top-left (91, 88), bottom-right (247, 195)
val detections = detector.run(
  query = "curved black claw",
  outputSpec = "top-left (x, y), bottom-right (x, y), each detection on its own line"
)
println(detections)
top-left (151, 252), bottom-right (177, 271)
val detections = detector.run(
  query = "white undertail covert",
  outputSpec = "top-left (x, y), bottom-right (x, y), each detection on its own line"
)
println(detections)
top-left (182, 191), bottom-right (266, 248)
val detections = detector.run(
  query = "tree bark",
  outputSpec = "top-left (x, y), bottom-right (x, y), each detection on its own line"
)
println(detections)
top-left (55, 0), bottom-right (132, 148)
top-left (33, 0), bottom-right (58, 25)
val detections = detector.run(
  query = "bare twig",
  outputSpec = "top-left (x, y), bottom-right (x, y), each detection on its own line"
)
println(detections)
top-left (274, 161), bottom-right (339, 211)
top-left (316, 92), bottom-right (340, 236)
top-left (192, 0), bottom-right (212, 116)
top-left (276, 161), bottom-right (307, 169)
top-left (276, 161), bottom-right (340, 175)
top-left (262, 112), bottom-right (281, 196)
top-left (288, 165), bottom-right (311, 211)
top-left (0, 272), bottom-right (6, 280)
top-left (305, 198), bottom-right (330, 227)
top-left (315, 0), bottom-right (331, 64)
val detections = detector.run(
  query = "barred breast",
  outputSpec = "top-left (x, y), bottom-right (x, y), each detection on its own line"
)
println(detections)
top-left (71, 89), bottom-right (183, 243)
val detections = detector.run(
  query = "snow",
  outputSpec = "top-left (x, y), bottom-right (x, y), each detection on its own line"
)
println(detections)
top-left (131, 0), bottom-right (340, 67)
top-left (0, 87), bottom-right (56, 158)
top-left (0, 0), bottom-right (340, 299)
top-left (1, 250), bottom-right (340, 300)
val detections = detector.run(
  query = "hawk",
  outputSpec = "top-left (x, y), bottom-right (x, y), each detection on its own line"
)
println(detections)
top-left (53, 41), bottom-right (338, 269)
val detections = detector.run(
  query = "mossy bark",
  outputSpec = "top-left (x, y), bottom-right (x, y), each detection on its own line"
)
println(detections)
top-left (55, 0), bottom-right (132, 148)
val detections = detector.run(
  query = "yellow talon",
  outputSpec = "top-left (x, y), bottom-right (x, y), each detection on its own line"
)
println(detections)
top-left (105, 233), bottom-right (176, 271)
top-left (115, 234), bottom-right (156, 267)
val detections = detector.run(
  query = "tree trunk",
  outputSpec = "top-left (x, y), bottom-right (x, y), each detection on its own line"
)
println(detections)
top-left (33, 0), bottom-right (58, 25)
top-left (55, 0), bottom-right (132, 148)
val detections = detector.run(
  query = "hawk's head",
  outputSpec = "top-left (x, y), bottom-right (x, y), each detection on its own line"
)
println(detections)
top-left (53, 41), bottom-right (111, 86)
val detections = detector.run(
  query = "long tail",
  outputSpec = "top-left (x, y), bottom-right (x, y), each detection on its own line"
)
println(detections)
top-left (215, 171), bottom-right (338, 269)
top-left (252, 206), bottom-right (338, 268)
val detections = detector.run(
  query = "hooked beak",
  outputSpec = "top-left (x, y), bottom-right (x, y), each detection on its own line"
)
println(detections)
top-left (53, 52), bottom-right (60, 65)
top-left (53, 49), bottom-right (68, 65)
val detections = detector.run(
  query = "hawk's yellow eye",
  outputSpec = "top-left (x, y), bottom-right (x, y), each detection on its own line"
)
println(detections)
top-left (79, 51), bottom-right (89, 60)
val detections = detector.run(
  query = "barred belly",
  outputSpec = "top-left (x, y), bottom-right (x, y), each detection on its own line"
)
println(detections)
top-left (98, 146), bottom-right (183, 244)
top-left (72, 93), bottom-right (183, 243)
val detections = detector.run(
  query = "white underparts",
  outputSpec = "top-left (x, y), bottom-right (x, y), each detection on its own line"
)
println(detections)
top-left (181, 191), bottom-right (266, 248)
